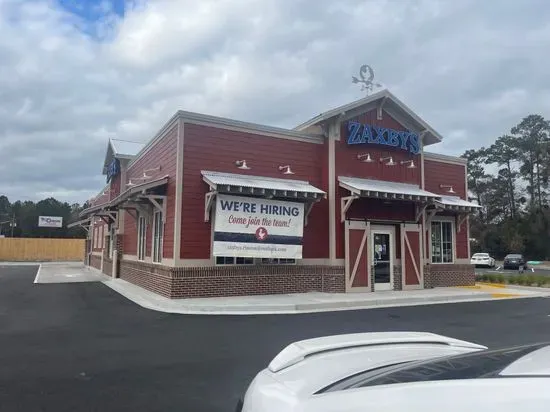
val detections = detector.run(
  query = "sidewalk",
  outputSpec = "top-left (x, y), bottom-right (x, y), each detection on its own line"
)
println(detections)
top-left (102, 278), bottom-right (550, 315)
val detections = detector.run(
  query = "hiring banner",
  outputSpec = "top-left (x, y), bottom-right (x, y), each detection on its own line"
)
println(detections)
top-left (213, 194), bottom-right (304, 259)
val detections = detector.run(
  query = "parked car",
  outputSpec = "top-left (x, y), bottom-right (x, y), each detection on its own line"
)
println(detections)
top-left (470, 252), bottom-right (496, 268)
top-left (236, 332), bottom-right (550, 412)
top-left (503, 253), bottom-right (527, 270)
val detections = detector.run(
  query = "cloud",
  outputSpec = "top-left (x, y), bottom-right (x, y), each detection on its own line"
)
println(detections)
top-left (1, 0), bottom-right (550, 203)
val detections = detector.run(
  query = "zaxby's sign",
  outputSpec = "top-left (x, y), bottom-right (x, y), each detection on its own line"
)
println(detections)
top-left (346, 121), bottom-right (420, 155)
top-left (213, 194), bottom-right (304, 259)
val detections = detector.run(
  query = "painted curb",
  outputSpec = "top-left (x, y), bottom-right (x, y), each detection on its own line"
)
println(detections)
top-left (101, 279), bottom-right (547, 315)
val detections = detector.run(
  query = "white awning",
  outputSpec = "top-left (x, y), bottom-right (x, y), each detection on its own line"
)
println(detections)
top-left (338, 176), bottom-right (439, 202)
top-left (201, 170), bottom-right (326, 200)
top-left (435, 195), bottom-right (481, 211)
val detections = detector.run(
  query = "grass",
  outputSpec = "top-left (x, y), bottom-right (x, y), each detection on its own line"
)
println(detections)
top-left (477, 273), bottom-right (550, 287)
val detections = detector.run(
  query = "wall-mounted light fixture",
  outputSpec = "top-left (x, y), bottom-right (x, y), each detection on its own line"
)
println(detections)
top-left (142, 165), bottom-right (162, 178)
top-left (400, 159), bottom-right (416, 169)
top-left (380, 156), bottom-right (396, 166)
top-left (235, 160), bottom-right (251, 170)
top-left (357, 153), bottom-right (373, 163)
top-left (278, 165), bottom-right (295, 175)
top-left (126, 180), bottom-right (137, 187)
top-left (439, 184), bottom-right (456, 194)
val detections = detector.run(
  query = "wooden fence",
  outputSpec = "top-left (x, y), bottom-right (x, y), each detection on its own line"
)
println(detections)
top-left (0, 238), bottom-right (85, 262)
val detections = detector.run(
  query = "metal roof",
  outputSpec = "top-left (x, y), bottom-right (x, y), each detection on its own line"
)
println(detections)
top-left (338, 176), bottom-right (439, 200)
top-left (436, 195), bottom-right (481, 209)
top-left (110, 139), bottom-right (145, 157)
top-left (294, 89), bottom-right (443, 146)
top-left (201, 170), bottom-right (326, 199)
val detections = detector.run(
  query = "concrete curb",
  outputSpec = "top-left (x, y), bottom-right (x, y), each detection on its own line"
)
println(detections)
top-left (101, 279), bottom-right (549, 315)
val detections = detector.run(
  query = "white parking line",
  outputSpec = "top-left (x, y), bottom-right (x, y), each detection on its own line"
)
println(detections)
top-left (33, 264), bottom-right (42, 284)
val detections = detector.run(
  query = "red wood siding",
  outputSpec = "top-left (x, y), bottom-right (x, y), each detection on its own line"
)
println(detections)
top-left (424, 160), bottom-right (469, 259)
top-left (456, 221), bottom-right (469, 259)
top-left (122, 210), bottom-right (138, 255)
top-left (337, 109), bottom-right (421, 186)
top-left (423, 159), bottom-right (466, 198)
top-left (335, 109), bottom-right (422, 260)
top-left (181, 123), bottom-right (327, 260)
top-left (109, 174), bottom-right (121, 199)
top-left (123, 125), bottom-right (178, 259)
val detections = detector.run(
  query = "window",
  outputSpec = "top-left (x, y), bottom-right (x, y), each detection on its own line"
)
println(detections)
top-left (319, 343), bottom-right (548, 393)
top-left (137, 216), bottom-right (146, 261)
top-left (152, 210), bottom-right (163, 263)
top-left (260, 258), bottom-right (296, 265)
top-left (93, 226), bottom-right (99, 249)
top-left (431, 220), bottom-right (454, 263)
top-left (214, 257), bottom-right (297, 265)
top-left (215, 257), bottom-right (254, 265)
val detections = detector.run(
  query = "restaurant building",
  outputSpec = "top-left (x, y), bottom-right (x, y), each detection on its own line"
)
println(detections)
top-left (70, 89), bottom-right (480, 298)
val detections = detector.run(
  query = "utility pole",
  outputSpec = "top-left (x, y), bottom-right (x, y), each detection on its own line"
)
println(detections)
top-left (11, 213), bottom-right (15, 237)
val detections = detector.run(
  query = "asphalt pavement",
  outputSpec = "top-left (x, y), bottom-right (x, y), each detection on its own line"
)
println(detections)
top-left (2, 265), bottom-right (550, 412)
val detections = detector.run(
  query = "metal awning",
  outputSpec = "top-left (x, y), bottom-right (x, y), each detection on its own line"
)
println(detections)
top-left (429, 195), bottom-right (481, 233)
top-left (79, 201), bottom-right (113, 218)
top-left (110, 175), bottom-right (169, 207)
top-left (202, 170), bottom-right (326, 199)
top-left (110, 175), bottom-right (169, 223)
top-left (201, 170), bottom-right (326, 225)
top-left (67, 217), bottom-right (92, 232)
top-left (433, 195), bottom-right (481, 212)
top-left (338, 176), bottom-right (441, 223)
top-left (339, 176), bottom-right (439, 201)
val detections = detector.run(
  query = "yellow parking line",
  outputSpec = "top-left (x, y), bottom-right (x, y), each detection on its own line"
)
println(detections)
top-left (490, 293), bottom-right (522, 298)
top-left (477, 282), bottom-right (507, 289)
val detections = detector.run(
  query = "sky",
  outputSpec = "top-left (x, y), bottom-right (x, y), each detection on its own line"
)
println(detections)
top-left (1, 0), bottom-right (550, 204)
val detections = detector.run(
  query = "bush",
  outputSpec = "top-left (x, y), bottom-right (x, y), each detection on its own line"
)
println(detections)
top-left (495, 274), bottom-right (505, 284)
top-left (516, 275), bottom-right (527, 285)
top-left (526, 275), bottom-right (537, 286)
top-left (536, 276), bottom-right (546, 287)
top-left (507, 276), bottom-right (517, 285)
top-left (486, 274), bottom-right (497, 283)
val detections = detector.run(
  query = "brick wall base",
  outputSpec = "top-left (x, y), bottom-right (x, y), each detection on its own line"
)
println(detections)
top-left (90, 255), bottom-right (101, 271)
top-left (119, 260), bottom-right (346, 299)
top-left (424, 264), bottom-right (475, 288)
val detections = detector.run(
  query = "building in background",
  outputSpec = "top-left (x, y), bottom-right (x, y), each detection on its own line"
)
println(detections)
top-left (69, 89), bottom-right (480, 299)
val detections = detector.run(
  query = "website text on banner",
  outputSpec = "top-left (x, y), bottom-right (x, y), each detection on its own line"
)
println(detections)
top-left (213, 194), bottom-right (304, 259)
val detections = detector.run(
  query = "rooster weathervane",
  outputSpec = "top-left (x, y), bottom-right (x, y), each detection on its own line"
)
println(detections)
top-left (352, 64), bottom-right (382, 95)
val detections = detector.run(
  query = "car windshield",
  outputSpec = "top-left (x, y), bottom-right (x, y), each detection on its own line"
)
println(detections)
top-left (506, 254), bottom-right (522, 258)
top-left (319, 343), bottom-right (548, 393)
top-left (473, 253), bottom-right (488, 257)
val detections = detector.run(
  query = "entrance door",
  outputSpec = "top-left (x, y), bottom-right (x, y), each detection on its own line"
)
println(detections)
top-left (372, 229), bottom-right (393, 291)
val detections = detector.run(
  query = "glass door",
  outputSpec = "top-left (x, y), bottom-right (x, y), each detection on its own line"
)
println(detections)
top-left (372, 232), bottom-right (392, 291)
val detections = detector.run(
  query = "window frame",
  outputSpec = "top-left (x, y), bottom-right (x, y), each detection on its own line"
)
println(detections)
top-left (430, 218), bottom-right (456, 264)
top-left (214, 257), bottom-right (297, 266)
top-left (152, 210), bottom-right (163, 264)
top-left (137, 216), bottom-right (147, 261)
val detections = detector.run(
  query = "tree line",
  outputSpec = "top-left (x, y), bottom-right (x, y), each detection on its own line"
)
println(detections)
top-left (0, 195), bottom-right (88, 238)
top-left (462, 114), bottom-right (550, 260)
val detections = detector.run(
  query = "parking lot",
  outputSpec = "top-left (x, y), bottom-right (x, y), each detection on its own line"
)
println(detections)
top-left (2, 265), bottom-right (550, 412)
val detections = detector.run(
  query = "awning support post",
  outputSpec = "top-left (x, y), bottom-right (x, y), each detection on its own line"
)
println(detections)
top-left (141, 195), bottom-right (167, 222)
top-left (456, 213), bottom-right (469, 232)
top-left (341, 195), bottom-right (359, 223)
top-left (304, 202), bottom-right (317, 226)
top-left (204, 191), bottom-right (217, 222)
top-left (415, 203), bottom-right (429, 223)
